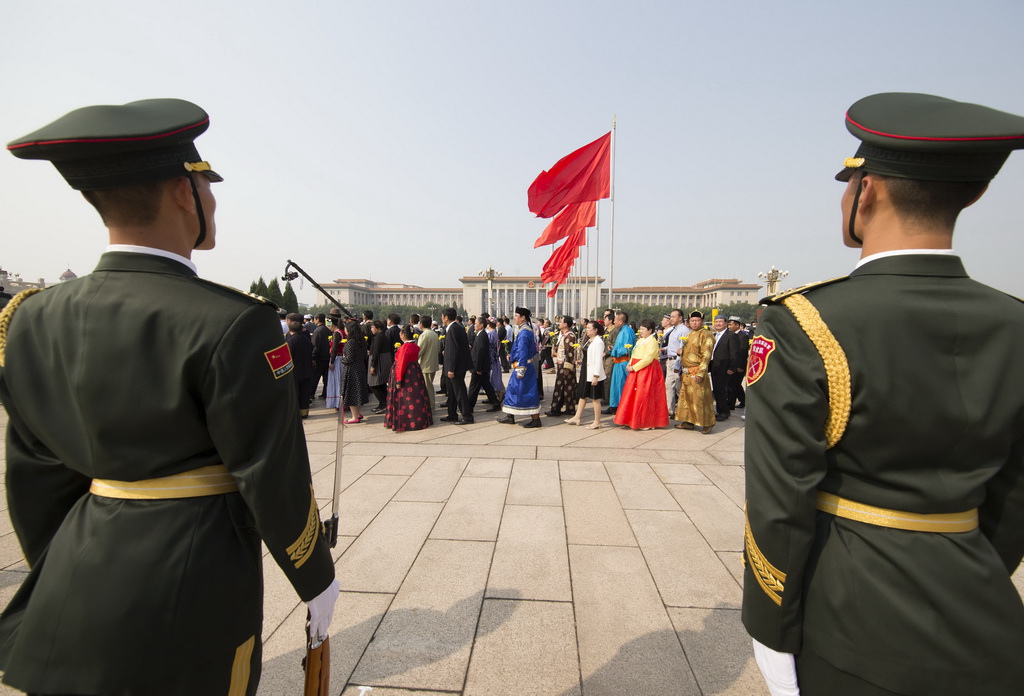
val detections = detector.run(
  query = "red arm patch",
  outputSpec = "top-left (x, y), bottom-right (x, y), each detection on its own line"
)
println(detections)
top-left (746, 336), bottom-right (776, 386)
top-left (264, 343), bottom-right (294, 379)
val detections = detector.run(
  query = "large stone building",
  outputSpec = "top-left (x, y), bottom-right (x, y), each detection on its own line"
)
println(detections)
top-left (319, 274), bottom-right (760, 319)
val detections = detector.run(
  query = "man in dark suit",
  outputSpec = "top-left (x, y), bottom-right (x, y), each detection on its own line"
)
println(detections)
top-left (440, 307), bottom-right (473, 424)
top-left (709, 315), bottom-right (740, 420)
top-left (285, 313), bottom-right (313, 418)
top-left (727, 316), bottom-right (750, 410)
top-left (310, 312), bottom-right (332, 400)
top-left (467, 317), bottom-right (501, 414)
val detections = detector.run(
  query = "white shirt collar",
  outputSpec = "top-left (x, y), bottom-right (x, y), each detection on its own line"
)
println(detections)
top-left (854, 248), bottom-right (956, 271)
top-left (106, 244), bottom-right (197, 275)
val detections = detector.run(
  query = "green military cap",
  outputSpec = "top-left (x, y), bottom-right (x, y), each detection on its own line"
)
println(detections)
top-left (836, 93), bottom-right (1024, 183)
top-left (7, 98), bottom-right (222, 190)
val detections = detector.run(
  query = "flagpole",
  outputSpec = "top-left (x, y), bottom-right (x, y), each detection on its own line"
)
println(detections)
top-left (609, 115), bottom-right (617, 311)
top-left (595, 202), bottom-right (601, 316)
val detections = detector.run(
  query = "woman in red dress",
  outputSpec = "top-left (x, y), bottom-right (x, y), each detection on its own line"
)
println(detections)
top-left (385, 325), bottom-right (434, 432)
top-left (613, 319), bottom-right (670, 430)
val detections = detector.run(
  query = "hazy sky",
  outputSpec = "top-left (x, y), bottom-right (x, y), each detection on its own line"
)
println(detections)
top-left (3, 0), bottom-right (1023, 304)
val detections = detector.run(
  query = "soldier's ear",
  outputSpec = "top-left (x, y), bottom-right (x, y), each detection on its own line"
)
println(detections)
top-left (169, 175), bottom-right (196, 213)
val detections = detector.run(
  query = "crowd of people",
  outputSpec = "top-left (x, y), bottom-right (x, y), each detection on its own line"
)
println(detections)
top-left (285, 304), bottom-right (753, 435)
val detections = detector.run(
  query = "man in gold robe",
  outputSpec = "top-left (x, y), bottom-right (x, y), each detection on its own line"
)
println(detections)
top-left (674, 312), bottom-right (716, 434)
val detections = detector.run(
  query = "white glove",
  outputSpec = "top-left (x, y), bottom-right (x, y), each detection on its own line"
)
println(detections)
top-left (752, 638), bottom-right (800, 696)
top-left (306, 578), bottom-right (340, 647)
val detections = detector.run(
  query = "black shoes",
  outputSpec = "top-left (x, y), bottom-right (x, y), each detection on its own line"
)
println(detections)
top-left (522, 419), bottom-right (542, 428)
top-left (545, 410), bottom-right (562, 417)
top-left (602, 407), bottom-right (617, 415)
top-left (458, 418), bottom-right (475, 425)
top-left (496, 415), bottom-right (515, 424)
top-left (439, 415), bottom-right (459, 422)
top-left (487, 405), bottom-right (502, 412)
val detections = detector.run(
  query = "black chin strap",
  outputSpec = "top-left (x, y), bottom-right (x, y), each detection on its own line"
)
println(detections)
top-left (188, 175), bottom-right (207, 249)
top-left (848, 177), bottom-right (864, 246)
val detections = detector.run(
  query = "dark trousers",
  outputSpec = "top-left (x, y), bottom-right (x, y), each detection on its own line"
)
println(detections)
top-left (710, 368), bottom-right (731, 416)
top-left (727, 370), bottom-right (745, 408)
top-left (468, 370), bottom-right (498, 412)
top-left (294, 377), bottom-right (311, 412)
top-left (310, 360), bottom-right (330, 398)
top-left (500, 348), bottom-right (510, 372)
top-left (370, 384), bottom-right (387, 409)
top-left (447, 370), bottom-right (470, 420)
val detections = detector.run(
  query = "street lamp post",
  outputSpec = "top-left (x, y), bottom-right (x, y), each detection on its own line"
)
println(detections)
top-left (757, 266), bottom-right (790, 296)
top-left (478, 267), bottom-right (502, 315)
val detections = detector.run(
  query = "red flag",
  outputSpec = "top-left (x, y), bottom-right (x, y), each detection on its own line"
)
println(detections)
top-left (533, 200), bottom-right (596, 248)
top-left (528, 132), bottom-right (611, 218)
top-left (541, 228), bottom-right (586, 292)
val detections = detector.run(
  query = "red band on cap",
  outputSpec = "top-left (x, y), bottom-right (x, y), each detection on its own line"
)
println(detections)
top-left (846, 113), bottom-right (1024, 143)
top-left (6, 117), bottom-right (210, 151)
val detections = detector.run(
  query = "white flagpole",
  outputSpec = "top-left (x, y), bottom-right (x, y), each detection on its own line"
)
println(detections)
top-left (609, 115), bottom-right (617, 311)
top-left (595, 203), bottom-right (601, 315)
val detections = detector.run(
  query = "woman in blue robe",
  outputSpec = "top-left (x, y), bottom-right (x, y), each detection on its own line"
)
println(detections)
top-left (607, 322), bottom-right (636, 409)
top-left (496, 307), bottom-right (541, 428)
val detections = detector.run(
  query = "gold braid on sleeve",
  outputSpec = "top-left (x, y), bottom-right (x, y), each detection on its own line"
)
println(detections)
top-left (286, 486), bottom-right (320, 569)
top-left (780, 294), bottom-right (851, 449)
top-left (0, 288), bottom-right (45, 368)
top-left (744, 506), bottom-right (787, 606)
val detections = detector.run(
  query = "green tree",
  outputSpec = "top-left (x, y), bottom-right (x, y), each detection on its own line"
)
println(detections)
top-left (266, 277), bottom-right (285, 307)
top-left (716, 301), bottom-right (758, 324)
top-left (249, 280), bottom-right (258, 294)
top-left (254, 276), bottom-right (269, 298)
top-left (282, 281), bottom-right (299, 314)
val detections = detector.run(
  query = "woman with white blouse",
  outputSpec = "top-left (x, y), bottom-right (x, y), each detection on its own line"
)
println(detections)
top-left (565, 320), bottom-right (607, 430)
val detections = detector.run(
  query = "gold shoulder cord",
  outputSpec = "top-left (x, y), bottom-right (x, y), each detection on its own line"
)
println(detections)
top-left (780, 294), bottom-right (851, 449)
top-left (0, 288), bottom-right (45, 368)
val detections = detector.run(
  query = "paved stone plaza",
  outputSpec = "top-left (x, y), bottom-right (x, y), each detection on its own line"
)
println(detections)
top-left (2, 398), bottom-right (1022, 695)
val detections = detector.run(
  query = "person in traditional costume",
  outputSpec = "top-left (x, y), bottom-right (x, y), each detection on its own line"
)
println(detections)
top-left (613, 319), bottom-right (669, 430)
top-left (340, 318), bottom-right (370, 424)
top-left (606, 311), bottom-right (636, 414)
top-left (385, 325), bottom-right (433, 432)
top-left (325, 316), bottom-right (347, 411)
top-left (674, 312), bottom-right (715, 434)
top-left (496, 307), bottom-right (542, 428)
top-left (565, 320), bottom-right (606, 429)
top-left (545, 315), bottom-right (578, 417)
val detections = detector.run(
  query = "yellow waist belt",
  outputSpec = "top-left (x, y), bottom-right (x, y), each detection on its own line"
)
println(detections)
top-left (815, 491), bottom-right (978, 533)
top-left (90, 464), bottom-right (238, 500)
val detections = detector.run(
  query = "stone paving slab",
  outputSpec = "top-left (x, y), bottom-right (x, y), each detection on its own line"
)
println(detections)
top-left (562, 480), bottom-right (636, 547)
top-left (392, 457), bottom-right (468, 503)
top-left (487, 505), bottom-right (572, 602)
top-left (507, 459), bottom-right (562, 507)
top-left (605, 461), bottom-right (681, 510)
top-left (669, 607), bottom-right (769, 696)
top-left (430, 476), bottom-right (508, 542)
top-left (336, 501), bottom-right (444, 593)
top-left (666, 483), bottom-right (745, 553)
top-left (350, 539), bottom-right (493, 691)
top-left (463, 599), bottom-right (581, 696)
top-left (569, 545), bottom-right (701, 696)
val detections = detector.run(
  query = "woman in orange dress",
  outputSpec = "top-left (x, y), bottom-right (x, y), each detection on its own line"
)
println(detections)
top-left (613, 319), bottom-right (669, 430)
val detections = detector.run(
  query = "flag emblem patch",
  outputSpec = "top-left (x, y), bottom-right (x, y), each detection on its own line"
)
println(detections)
top-left (264, 344), bottom-right (294, 379)
top-left (746, 336), bottom-right (776, 386)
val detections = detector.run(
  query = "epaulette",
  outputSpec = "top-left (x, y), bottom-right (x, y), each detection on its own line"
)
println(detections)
top-left (761, 276), bottom-right (849, 305)
top-left (192, 277), bottom-right (280, 309)
top-left (0, 287), bottom-right (46, 367)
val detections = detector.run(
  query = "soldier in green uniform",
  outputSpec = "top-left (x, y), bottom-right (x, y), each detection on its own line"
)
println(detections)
top-left (742, 93), bottom-right (1024, 696)
top-left (0, 99), bottom-right (339, 694)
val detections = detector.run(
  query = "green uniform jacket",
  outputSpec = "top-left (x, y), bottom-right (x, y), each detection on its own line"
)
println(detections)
top-left (0, 252), bottom-right (335, 693)
top-left (742, 255), bottom-right (1024, 695)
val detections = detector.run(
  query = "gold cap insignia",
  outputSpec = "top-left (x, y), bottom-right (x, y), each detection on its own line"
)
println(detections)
top-left (184, 161), bottom-right (214, 172)
top-left (843, 157), bottom-right (865, 169)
